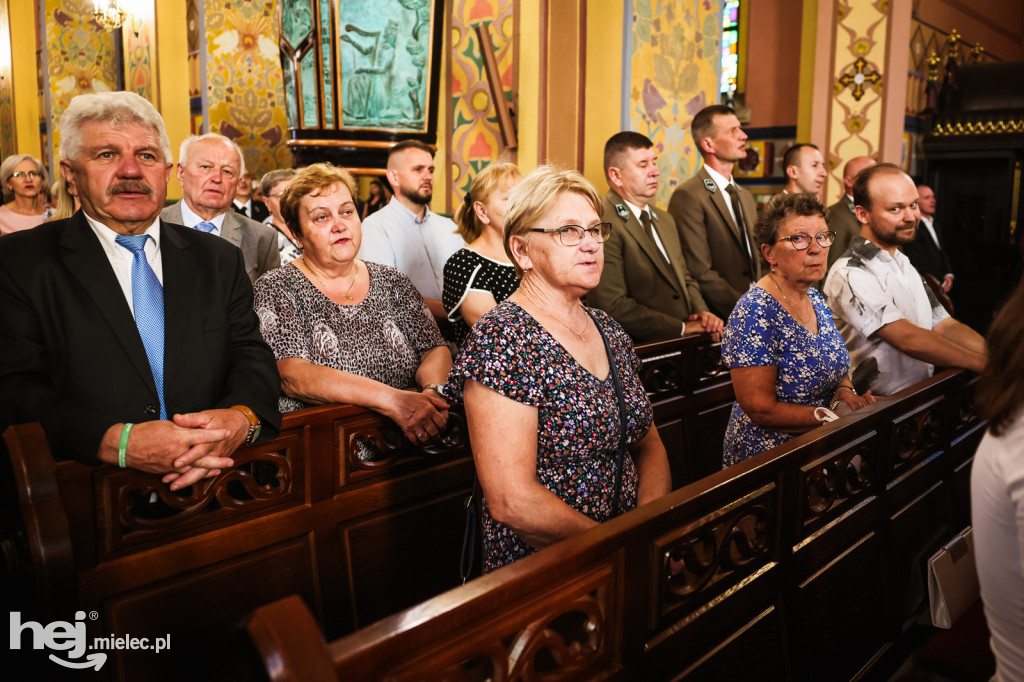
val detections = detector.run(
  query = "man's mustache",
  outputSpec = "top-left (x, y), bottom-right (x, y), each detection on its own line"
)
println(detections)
top-left (108, 181), bottom-right (153, 196)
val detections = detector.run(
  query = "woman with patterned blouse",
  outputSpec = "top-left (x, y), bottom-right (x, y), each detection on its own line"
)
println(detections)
top-left (253, 163), bottom-right (452, 444)
top-left (721, 192), bottom-right (876, 467)
top-left (443, 162), bottom-right (522, 342)
top-left (446, 165), bottom-right (671, 572)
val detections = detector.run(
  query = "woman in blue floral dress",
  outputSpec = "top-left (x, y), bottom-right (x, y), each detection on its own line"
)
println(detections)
top-left (722, 193), bottom-right (876, 467)
top-left (446, 166), bottom-right (671, 573)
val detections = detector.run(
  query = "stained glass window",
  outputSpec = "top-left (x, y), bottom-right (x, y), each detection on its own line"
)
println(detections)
top-left (720, 0), bottom-right (741, 98)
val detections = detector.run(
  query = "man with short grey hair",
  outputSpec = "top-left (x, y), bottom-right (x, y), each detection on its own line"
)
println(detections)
top-left (0, 91), bottom-right (281, 489)
top-left (161, 133), bottom-right (279, 282)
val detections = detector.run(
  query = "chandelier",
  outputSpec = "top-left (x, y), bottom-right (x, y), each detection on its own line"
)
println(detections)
top-left (93, 1), bottom-right (127, 31)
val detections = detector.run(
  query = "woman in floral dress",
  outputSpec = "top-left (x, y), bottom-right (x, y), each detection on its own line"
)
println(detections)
top-left (446, 165), bottom-right (671, 573)
top-left (721, 192), bottom-right (875, 467)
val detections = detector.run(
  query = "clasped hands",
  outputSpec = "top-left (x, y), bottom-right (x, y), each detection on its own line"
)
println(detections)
top-left (98, 408), bottom-right (251, 491)
top-left (387, 387), bottom-right (449, 444)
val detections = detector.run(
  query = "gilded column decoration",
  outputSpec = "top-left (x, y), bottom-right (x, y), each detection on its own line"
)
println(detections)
top-left (448, 0), bottom-right (517, 212)
top-left (122, 1), bottom-right (158, 108)
top-left (43, 0), bottom-right (118, 166)
top-left (823, 0), bottom-right (887, 204)
top-left (0, 0), bottom-right (14, 159)
top-left (627, 0), bottom-right (722, 207)
top-left (205, 0), bottom-right (289, 178)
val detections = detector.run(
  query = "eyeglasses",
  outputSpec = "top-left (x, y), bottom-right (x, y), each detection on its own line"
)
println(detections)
top-left (775, 231), bottom-right (836, 250)
top-left (529, 223), bottom-right (612, 246)
top-left (267, 194), bottom-right (283, 199)
top-left (10, 171), bottom-right (42, 180)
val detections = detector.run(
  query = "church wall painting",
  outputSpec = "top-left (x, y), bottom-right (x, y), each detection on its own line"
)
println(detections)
top-left (448, 0), bottom-right (517, 212)
top-left (122, 0), bottom-right (158, 109)
top-left (626, 0), bottom-right (723, 209)
top-left (205, 0), bottom-right (289, 179)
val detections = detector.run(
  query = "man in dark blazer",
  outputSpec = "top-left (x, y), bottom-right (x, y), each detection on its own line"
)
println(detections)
top-left (903, 184), bottom-right (954, 292)
top-left (669, 105), bottom-right (762, 319)
top-left (233, 170), bottom-right (270, 223)
top-left (161, 133), bottom-right (279, 283)
top-left (826, 155), bottom-right (875, 272)
top-left (588, 131), bottom-right (723, 343)
top-left (0, 92), bottom-right (280, 491)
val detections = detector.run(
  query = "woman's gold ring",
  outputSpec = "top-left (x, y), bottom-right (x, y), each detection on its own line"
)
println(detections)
top-left (417, 432), bottom-right (427, 439)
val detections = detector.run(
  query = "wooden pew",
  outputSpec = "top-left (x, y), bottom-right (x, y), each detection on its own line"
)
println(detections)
top-left (2, 335), bottom-right (732, 681)
top-left (246, 369), bottom-right (982, 682)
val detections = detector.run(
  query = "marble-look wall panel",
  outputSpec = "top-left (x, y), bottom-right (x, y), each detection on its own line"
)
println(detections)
top-left (43, 0), bottom-right (118, 165)
top-left (0, 0), bottom-right (15, 159)
top-left (627, 0), bottom-right (723, 208)
top-left (204, 0), bottom-right (289, 178)
top-left (448, 0), bottom-right (517, 212)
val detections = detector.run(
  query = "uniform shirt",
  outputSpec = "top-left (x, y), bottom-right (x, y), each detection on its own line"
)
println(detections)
top-left (823, 236), bottom-right (948, 395)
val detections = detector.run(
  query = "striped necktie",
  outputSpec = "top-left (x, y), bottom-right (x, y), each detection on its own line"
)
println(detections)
top-left (114, 234), bottom-right (166, 420)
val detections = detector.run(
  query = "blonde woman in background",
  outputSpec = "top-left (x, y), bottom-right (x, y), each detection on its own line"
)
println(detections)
top-left (442, 162), bottom-right (522, 342)
top-left (48, 174), bottom-right (80, 222)
top-left (0, 154), bottom-right (49, 235)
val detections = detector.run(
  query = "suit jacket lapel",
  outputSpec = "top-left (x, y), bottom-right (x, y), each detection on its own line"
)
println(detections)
top-left (59, 214), bottom-right (158, 397)
top-left (219, 210), bottom-right (244, 249)
top-left (654, 209), bottom-right (693, 310)
top-left (607, 192), bottom-right (678, 290)
top-left (701, 167), bottom-right (743, 245)
top-left (160, 224), bottom-right (195, 390)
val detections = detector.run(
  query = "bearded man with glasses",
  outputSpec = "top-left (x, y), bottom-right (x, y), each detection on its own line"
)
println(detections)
top-left (823, 164), bottom-right (986, 397)
top-left (720, 192), bottom-right (876, 467)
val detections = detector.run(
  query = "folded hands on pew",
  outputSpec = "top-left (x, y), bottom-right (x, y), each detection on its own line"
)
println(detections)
top-left (96, 408), bottom-right (251, 490)
top-left (684, 311), bottom-right (724, 342)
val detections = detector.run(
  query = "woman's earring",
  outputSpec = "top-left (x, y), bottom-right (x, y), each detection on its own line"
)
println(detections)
top-left (771, 265), bottom-right (776, 274)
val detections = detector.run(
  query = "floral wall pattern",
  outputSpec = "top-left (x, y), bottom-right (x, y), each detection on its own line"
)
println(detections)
top-left (43, 0), bottom-right (118, 166)
top-left (627, 0), bottom-right (722, 208)
top-left (0, 0), bottom-right (15, 160)
top-left (204, 0), bottom-right (289, 178)
top-left (448, 0), bottom-right (517, 213)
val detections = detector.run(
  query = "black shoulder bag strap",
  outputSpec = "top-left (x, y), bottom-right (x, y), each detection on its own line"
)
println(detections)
top-left (589, 310), bottom-right (629, 517)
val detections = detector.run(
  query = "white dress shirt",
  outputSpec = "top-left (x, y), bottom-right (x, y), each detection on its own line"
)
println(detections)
top-left (85, 214), bottom-right (163, 318)
top-left (179, 200), bottom-right (226, 236)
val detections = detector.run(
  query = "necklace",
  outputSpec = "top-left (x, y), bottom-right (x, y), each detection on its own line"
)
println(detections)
top-left (771, 274), bottom-right (811, 327)
top-left (300, 257), bottom-right (360, 301)
top-left (554, 305), bottom-right (589, 342)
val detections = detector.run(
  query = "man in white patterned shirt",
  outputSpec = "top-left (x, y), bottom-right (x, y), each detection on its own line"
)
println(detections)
top-left (823, 164), bottom-right (986, 395)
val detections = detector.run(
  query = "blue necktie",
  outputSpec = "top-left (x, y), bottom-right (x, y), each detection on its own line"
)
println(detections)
top-left (115, 234), bottom-right (166, 420)
top-left (196, 221), bottom-right (216, 233)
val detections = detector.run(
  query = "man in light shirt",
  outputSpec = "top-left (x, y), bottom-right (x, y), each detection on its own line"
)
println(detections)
top-left (161, 133), bottom-right (279, 283)
top-left (0, 91), bottom-right (280, 489)
top-left (358, 140), bottom-right (463, 321)
top-left (826, 155), bottom-right (876, 272)
top-left (823, 164), bottom-right (985, 395)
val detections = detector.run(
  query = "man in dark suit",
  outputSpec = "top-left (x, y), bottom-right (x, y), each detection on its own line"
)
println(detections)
top-left (0, 91), bottom-right (281, 490)
top-left (826, 155), bottom-right (875, 272)
top-left (669, 105), bottom-right (762, 319)
top-left (588, 131), bottom-right (723, 343)
top-left (233, 170), bottom-right (270, 224)
top-left (161, 133), bottom-right (279, 283)
top-left (903, 184), bottom-right (954, 293)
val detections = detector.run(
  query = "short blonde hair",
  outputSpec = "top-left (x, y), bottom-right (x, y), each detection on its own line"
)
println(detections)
top-left (502, 164), bottom-right (602, 277)
top-left (279, 163), bottom-right (358, 239)
top-left (1, 154), bottom-right (47, 201)
top-left (59, 91), bottom-right (170, 163)
top-left (453, 162), bottom-right (522, 242)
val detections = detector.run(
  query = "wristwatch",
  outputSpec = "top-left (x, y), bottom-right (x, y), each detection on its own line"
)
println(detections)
top-left (422, 383), bottom-right (446, 398)
top-left (231, 405), bottom-right (262, 444)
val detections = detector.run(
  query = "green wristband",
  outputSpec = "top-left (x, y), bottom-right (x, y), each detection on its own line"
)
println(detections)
top-left (118, 423), bottom-right (134, 469)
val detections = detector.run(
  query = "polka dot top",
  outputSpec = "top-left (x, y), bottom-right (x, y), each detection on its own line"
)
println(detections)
top-left (442, 248), bottom-right (519, 342)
